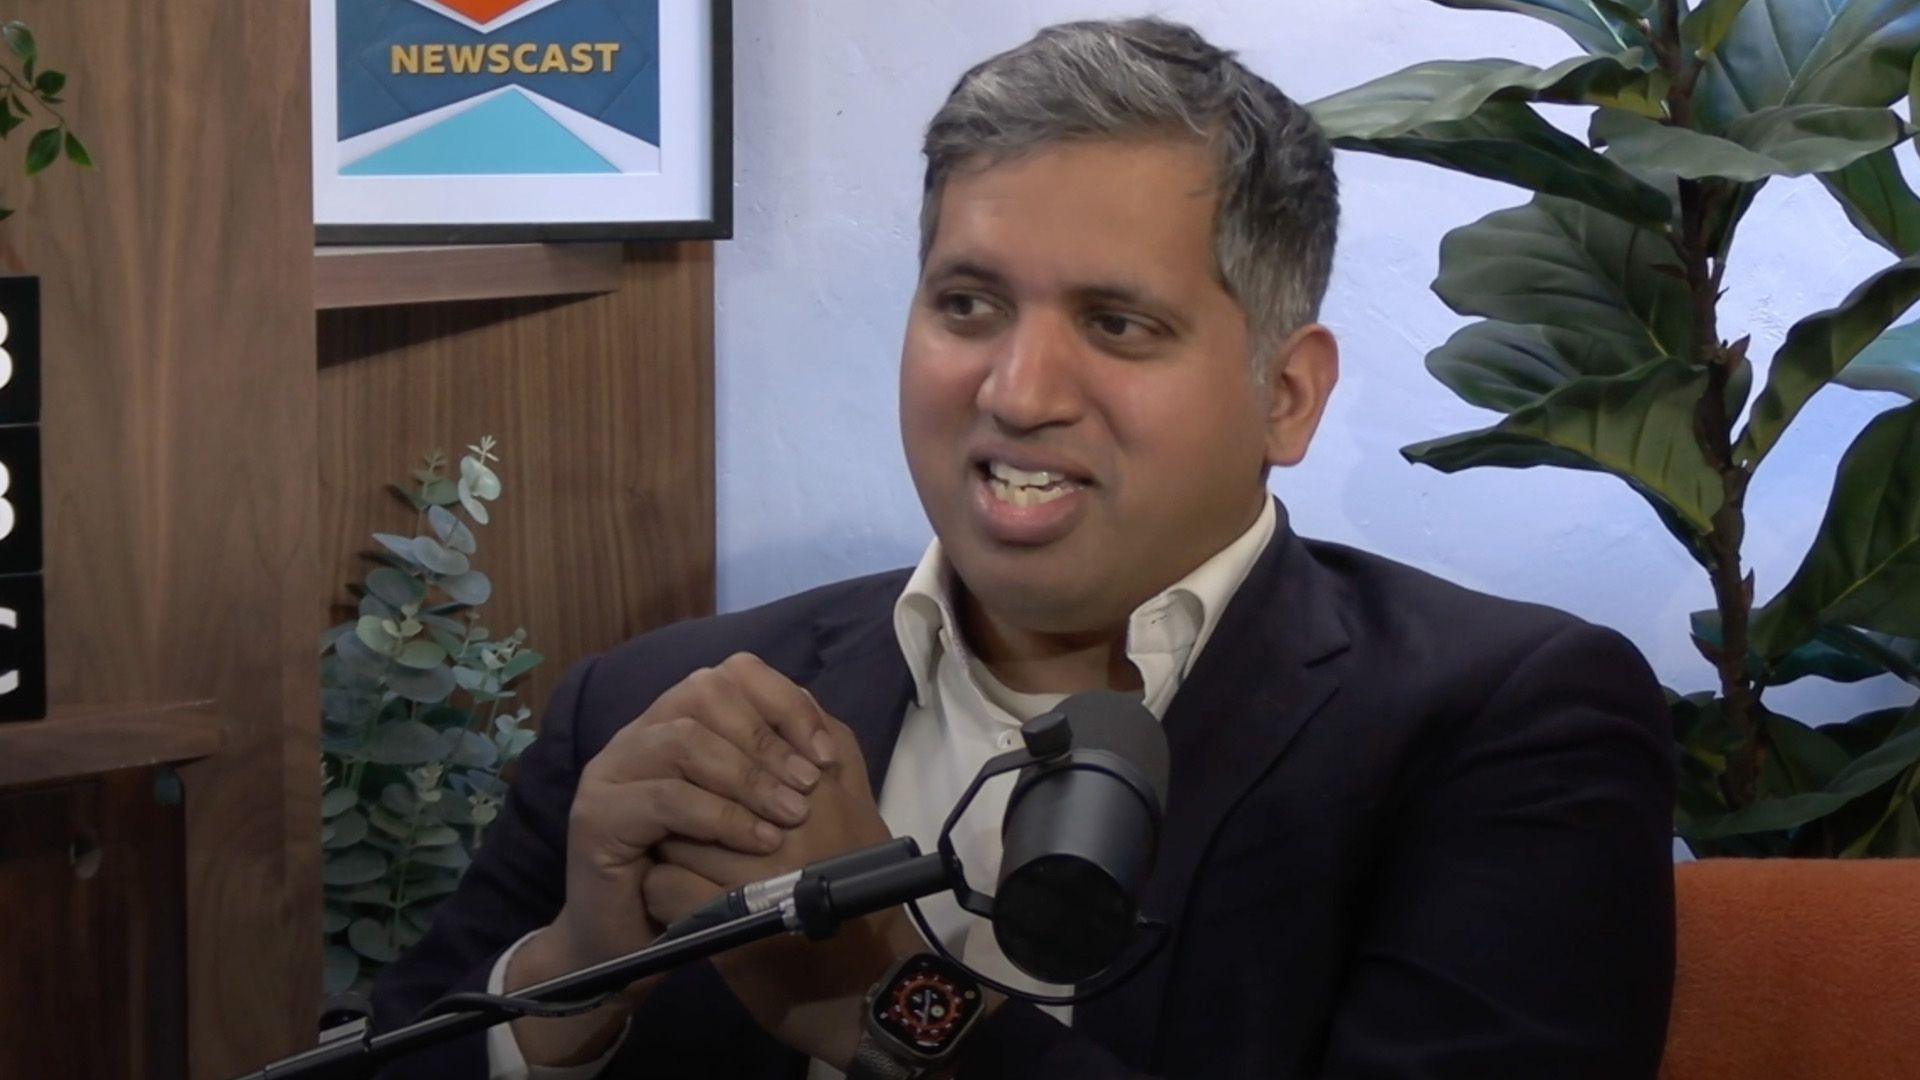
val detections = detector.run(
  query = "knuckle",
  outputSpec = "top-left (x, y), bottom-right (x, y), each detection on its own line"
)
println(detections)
top-left (739, 762), bottom-right (775, 797)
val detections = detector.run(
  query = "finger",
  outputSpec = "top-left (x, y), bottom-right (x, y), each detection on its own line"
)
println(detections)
top-left (648, 716), bottom-right (811, 827)
top-left (641, 863), bottom-right (726, 926)
top-left (719, 652), bottom-right (839, 769)
top-left (681, 659), bottom-right (825, 790)
top-left (656, 837), bottom-right (772, 889)
top-left (578, 777), bottom-right (784, 857)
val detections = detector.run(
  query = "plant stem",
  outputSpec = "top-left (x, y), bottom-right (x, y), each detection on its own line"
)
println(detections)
top-left (0, 63), bottom-right (68, 129)
top-left (1656, 8), bottom-right (1765, 808)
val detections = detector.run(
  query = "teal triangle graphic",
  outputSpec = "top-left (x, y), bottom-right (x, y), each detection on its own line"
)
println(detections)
top-left (343, 89), bottom-right (617, 176)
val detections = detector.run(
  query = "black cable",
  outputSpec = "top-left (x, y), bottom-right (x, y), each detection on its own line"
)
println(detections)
top-left (414, 988), bottom-right (616, 1022)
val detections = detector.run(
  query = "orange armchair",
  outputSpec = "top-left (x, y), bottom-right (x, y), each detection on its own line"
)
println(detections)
top-left (1662, 859), bottom-right (1920, 1079)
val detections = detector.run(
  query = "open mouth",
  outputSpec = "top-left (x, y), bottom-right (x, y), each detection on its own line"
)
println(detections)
top-left (978, 460), bottom-right (1087, 507)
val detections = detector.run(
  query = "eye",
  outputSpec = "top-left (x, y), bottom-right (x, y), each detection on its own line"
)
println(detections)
top-left (932, 290), bottom-right (1006, 334)
top-left (937, 291), bottom-right (993, 319)
top-left (1086, 310), bottom-right (1162, 345)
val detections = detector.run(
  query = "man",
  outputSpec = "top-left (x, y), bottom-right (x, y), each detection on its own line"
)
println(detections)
top-left (373, 17), bottom-right (1675, 1079)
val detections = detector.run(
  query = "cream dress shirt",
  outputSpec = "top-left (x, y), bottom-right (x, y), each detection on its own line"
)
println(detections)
top-left (486, 498), bottom-right (1278, 1079)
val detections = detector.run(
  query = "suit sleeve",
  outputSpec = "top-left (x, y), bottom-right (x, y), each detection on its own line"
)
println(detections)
top-left (367, 655), bottom-right (599, 1077)
top-left (1318, 622), bottom-right (1676, 1078)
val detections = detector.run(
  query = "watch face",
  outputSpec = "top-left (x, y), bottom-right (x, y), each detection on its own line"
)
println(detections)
top-left (871, 954), bottom-right (982, 1057)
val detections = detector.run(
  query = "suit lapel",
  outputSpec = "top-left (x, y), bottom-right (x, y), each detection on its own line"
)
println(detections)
top-left (1079, 501), bottom-right (1352, 1066)
top-left (801, 575), bottom-right (917, 796)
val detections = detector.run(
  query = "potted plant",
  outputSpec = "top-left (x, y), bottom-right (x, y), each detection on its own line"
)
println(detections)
top-left (1309, 0), bottom-right (1920, 856)
top-left (318, 437), bottom-right (546, 996)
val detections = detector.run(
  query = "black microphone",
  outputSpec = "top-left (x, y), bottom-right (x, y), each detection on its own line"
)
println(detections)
top-left (992, 690), bottom-right (1169, 984)
top-left (658, 690), bottom-right (1170, 987)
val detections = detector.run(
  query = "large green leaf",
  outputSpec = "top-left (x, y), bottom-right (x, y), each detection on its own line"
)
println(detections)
top-left (1738, 253), bottom-right (1920, 464)
top-left (1404, 358), bottom-right (1723, 534)
top-left (1425, 320), bottom-right (1637, 412)
top-left (1819, 150), bottom-right (1920, 257)
top-left (1337, 103), bottom-right (1674, 227)
top-left (1690, 607), bottom-right (1889, 684)
top-left (1684, 0), bottom-right (1756, 57)
top-left (1590, 104), bottom-right (1905, 181)
top-left (1435, 190), bottom-right (1694, 369)
top-left (1308, 53), bottom-right (1665, 139)
top-left (1752, 400), bottom-right (1920, 657)
top-left (1822, 625), bottom-right (1920, 682)
top-left (1836, 319), bottom-right (1920, 397)
top-left (1696, 0), bottom-right (1920, 128)
top-left (1683, 701), bottom-right (1920, 840)
top-left (1426, 0), bottom-right (1655, 54)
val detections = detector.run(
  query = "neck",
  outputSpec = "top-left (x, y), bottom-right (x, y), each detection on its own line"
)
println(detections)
top-left (954, 586), bottom-right (1144, 695)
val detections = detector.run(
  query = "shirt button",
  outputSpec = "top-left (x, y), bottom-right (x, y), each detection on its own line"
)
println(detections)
top-left (997, 732), bottom-right (1019, 749)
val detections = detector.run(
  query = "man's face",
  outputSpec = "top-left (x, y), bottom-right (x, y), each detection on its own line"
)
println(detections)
top-left (899, 137), bottom-right (1288, 635)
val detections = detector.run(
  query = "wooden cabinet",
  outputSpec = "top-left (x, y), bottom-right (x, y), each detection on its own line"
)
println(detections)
top-left (0, 768), bottom-right (189, 1079)
top-left (0, 705), bottom-right (219, 1077)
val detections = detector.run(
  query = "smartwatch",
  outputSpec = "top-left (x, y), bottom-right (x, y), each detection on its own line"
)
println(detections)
top-left (847, 952), bottom-right (985, 1080)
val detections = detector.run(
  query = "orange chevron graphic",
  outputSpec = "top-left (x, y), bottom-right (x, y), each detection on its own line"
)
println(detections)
top-left (436, 0), bottom-right (539, 25)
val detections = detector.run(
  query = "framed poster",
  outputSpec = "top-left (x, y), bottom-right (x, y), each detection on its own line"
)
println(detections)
top-left (312, 0), bottom-right (731, 243)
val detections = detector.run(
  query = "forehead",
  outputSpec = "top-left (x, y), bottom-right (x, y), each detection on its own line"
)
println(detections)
top-left (925, 138), bottom-right (1223, 293)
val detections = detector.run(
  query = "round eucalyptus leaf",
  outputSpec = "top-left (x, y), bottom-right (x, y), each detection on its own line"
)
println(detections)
top-left (382, 783), bottom-right (418, 816)
top-left (498, 649), bottom-right (544, 685)
top-left (332, 629), bottom-right (389, 675)
top-left (323, 909), bottom-right (351, 935)
top-left (413, 844), bottom-right (472, 871)
top-left (427, 505), bottom-right (458, 544)
top-left (325, 810), bottom-right (368, 850)
top-left (370, 532), bottom-right (419, 567)
top-left (422, 477), bottom-right (460, 506)
top-left (367, 567), bottom-right (426, 609)
top-left (366, 720), bottom-right (445, 765)
top-left (323, 846), bottom-right (388, 887)
top-left (348, 917), bottom-right (401, 963)
top-left (414, 824), bottom-right (461, 847)
top-left (440, 571), bottom-right (492, 607)
top-left (321, 787), bottom-right (357, 819)
top-left (389, 663), bottom-right (458, 705)
top-left (443, 516), bottom-right (476, 555)
top-left (410, 535), bottom-right (471, 576)
top-left (460, 455), bottom-right (502, 500)
top-left (324, 946), bottom-right (360, 996)
top-left (457, 476), bottom-right (491, 525)
top-left (395, 639), bottom-right (448, 671)
top-left (354, 615), bottom-right (396, 656)
top-left (443, 728), bottom-right (498, 770)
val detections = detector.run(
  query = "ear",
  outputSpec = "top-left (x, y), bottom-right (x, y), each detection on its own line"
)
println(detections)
top-left (1259, 324), bottom-right (1339, 468)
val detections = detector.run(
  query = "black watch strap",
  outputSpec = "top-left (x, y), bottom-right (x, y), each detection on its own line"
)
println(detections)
top-left (847, 1035), bottom-right (924, 1080)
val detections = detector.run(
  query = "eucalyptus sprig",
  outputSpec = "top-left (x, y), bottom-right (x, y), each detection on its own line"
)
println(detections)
top-left (318, 438), bottom-right (544, 995)
top-left (0, 19), bottom-right (92, 220)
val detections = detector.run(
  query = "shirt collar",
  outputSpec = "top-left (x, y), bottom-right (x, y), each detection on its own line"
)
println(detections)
top-left (892, 497), bottom-right (1278, 709)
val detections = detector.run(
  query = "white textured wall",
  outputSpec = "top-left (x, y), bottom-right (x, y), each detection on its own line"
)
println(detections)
top-left (714, 0), bottom-right (1913, 722)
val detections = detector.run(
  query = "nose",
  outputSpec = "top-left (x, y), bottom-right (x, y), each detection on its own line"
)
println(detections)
top-left (975, 308), bottom-right (1083, 434)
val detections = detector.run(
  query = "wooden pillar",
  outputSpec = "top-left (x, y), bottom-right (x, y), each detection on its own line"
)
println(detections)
top-left (0, 2), bottom-right (321, 1075)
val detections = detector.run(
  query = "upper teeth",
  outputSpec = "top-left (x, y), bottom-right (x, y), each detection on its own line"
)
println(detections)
top-left (989, 461), bottom-right (1067, 487)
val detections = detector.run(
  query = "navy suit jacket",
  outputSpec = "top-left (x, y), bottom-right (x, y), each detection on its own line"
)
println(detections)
top-left (371, 505), bottom-right (1676, 1077)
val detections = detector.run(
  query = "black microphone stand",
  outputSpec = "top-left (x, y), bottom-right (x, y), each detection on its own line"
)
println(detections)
top-left (241, 836), bottom-right (955, 1079)
top-left (239, 704), bottom-right (1167, 1079)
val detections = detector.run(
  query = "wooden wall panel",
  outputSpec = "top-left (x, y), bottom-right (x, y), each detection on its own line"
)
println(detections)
top-left (317, 242), bottom-right (716, 726)
top-left (0, 2), bottom-right (320, 1077)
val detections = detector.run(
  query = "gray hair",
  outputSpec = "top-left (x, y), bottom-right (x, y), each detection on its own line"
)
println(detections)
top-left (918, 18), bottom-right (1339, 371)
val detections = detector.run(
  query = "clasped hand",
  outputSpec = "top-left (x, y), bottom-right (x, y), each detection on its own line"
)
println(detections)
top-left (541, 652), bottom-right (921, 1068)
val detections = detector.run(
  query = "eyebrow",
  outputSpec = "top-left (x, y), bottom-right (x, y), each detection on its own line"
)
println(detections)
top-left (924, 258), bottom-right (1179, 315)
